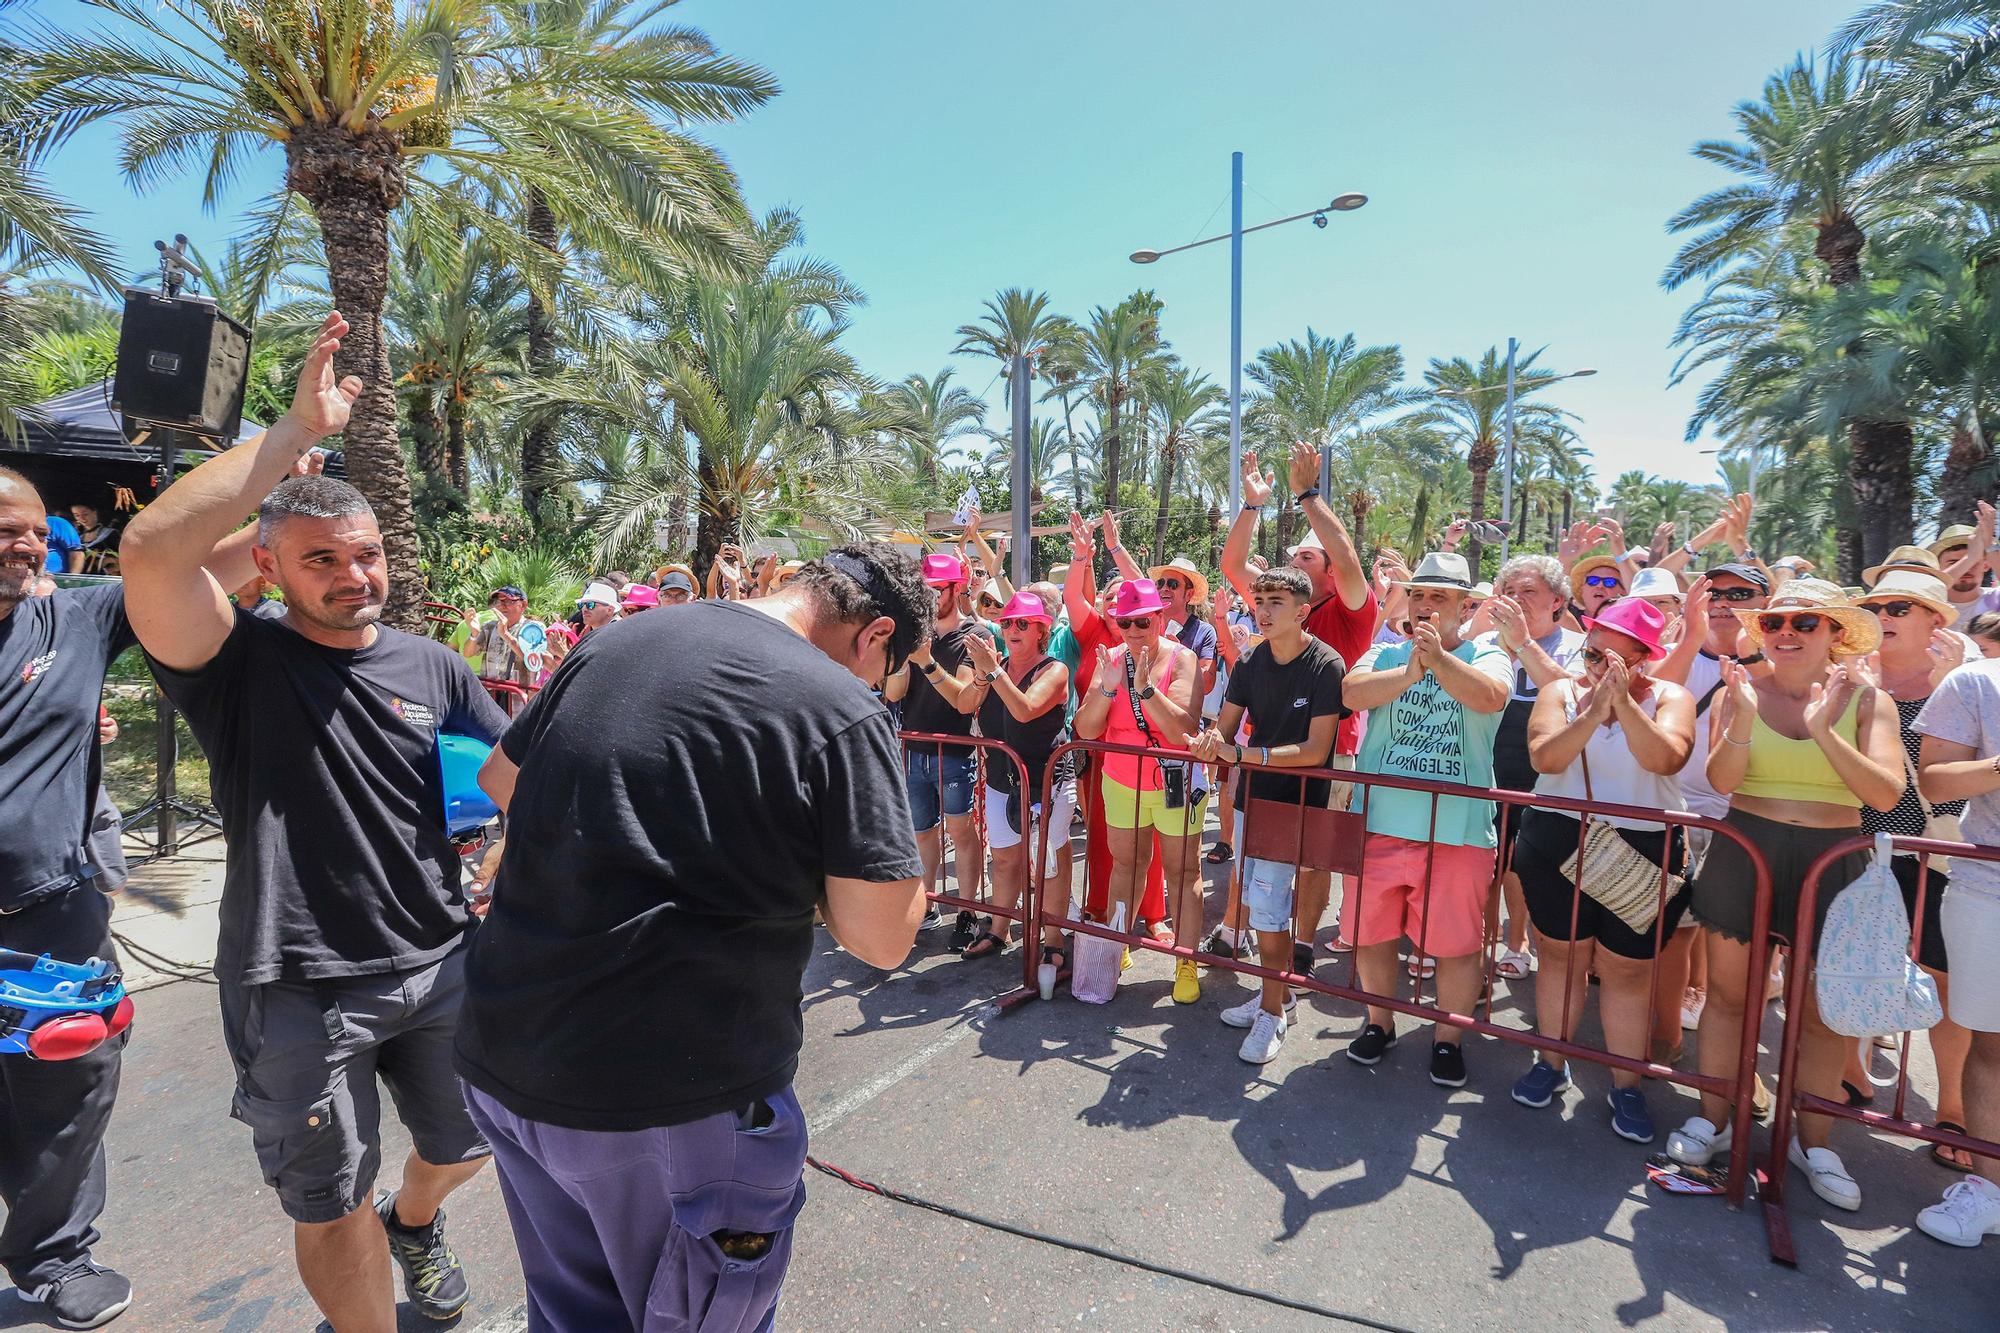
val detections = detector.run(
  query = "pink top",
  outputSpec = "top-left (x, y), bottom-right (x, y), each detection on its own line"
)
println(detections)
top-left (1102, 642), bottom-right (1186, 790)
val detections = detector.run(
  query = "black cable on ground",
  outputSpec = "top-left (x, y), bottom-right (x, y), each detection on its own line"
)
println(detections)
top-left (111, 931), bottom-right (216, 985)
top-left (804, 1156), bottom-right (1423, 1332)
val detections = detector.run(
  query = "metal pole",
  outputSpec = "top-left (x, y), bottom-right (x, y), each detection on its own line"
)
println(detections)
top-left (1011, 354), bottom-right (1032, 587)
top-left (1227, 151), bottom-right (1244, 513)
top-left (1499, 336), bottom-right (1518, 567)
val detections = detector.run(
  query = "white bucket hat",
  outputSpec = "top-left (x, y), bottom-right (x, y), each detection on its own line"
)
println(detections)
top-left (1630, 566), bottom-right (1685, 601)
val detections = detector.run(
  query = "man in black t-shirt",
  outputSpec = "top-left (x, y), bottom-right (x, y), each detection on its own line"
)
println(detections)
top-left (1190, 567), bottom-right (1347, 1065)
top-left (121, 314), bottom-right (507, 1328)
top-left (456, 544), bottom-right (927, 1331)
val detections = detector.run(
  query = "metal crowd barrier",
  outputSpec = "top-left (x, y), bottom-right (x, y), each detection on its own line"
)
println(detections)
top-left (1026, 736), bottom-right (1780, 1208)
top-left (897, 730), bottom-right (1041, 996)
top-left (1763, 833), bottom-right (2000, 1265)
top-left (482, 680), bottom-right (534, 716)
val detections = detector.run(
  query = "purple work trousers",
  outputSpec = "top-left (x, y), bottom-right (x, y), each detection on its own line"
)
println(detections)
top-left (463, 1083), bottom-right (807, 1332)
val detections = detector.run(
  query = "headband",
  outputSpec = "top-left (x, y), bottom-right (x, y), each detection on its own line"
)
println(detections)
top-left (824, 552), bottom-right (925, 668)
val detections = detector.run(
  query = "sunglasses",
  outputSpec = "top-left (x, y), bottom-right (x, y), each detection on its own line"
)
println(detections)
top-left (1582, 646), bottom-right (1643, 668)
top-left (1115, 616), bottom-right (1154, 630)
top-left (1756, 612), bottom-right (1827, 635)
top-left (1158, 577), bottom-right (1186, 591)
top-left (1863, 600), bottom-right (1919, 618)
top-left (1712, 586), bottom-right (1761, 603)
top-left (1583, 575), bottom-right (1623, 589)
top-left (1001, 617), bottom-right (1043, 630)
top-left (578, 601), bottom-right (604, 611)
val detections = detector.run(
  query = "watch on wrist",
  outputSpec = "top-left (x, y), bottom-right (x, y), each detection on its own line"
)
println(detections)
top-left (1742, 547), bottom-right (1760, 562)
top-left (921, 660), bottom-right (940, 675)
top-left (979, 668), bottom-right (1000, 684)
top-left (1135, 685), bottom-right (1156, 701)
top-left (1294, 485), bottom-right (1321, 505)
top-left (1682, 541), bottom-right (1700, 557)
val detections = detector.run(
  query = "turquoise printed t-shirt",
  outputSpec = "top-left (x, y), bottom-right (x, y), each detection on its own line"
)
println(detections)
top-left (1355, 638), bottom-right (1512, 847)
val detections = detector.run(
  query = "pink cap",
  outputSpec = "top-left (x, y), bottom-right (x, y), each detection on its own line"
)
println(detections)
top-left (1583, 596), bottom-right (1669, 660)
top-left (921, 553), bottom-right (967, 587)
top-left (620, 584), bottom-right (660, 610)
top-left (996, 591), bottom-right (1052, 624)
top-left (1111, 578), bottom-right (1167, 619)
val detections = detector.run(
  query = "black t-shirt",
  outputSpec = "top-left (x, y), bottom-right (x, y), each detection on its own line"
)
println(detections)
top-left (151, 611), bottom-right (507, 985)
top-left (899, 619), bottom-right (980, 757)
top-left (0, 585), bottom-right (134, 906)
top-left (455, 601), bottom-right (923, 1132)
top-left (1224, 637), bottom-right (1348, 811)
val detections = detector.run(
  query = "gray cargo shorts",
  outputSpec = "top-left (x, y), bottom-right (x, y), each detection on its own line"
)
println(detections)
top-left (218, 945), bottom-right (490, 1224)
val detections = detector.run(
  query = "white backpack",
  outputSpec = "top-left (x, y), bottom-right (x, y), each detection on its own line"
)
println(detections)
top-left (1815, 834), bottom-right (1943, 1038)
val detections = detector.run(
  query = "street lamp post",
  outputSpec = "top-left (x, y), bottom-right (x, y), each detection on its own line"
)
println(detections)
top-left (1131, 158), bottom-right (1366, 512)
top-left (1438, 355), bottom-right (1596, 565)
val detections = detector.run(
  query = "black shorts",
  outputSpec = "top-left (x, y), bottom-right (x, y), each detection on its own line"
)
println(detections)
top-left (1492, 761), bottom-right (1538, 867)
top-left (1512, 808), bottom-right (1690, 960)
top-left (1691, 808), bottom-right (1870, 950)
top-left (1890, 855), bottom-right (1951, 973)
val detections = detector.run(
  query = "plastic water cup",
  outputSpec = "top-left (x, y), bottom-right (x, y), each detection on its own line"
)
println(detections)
top-left (1037, 961), bottom-right (1057, 1001)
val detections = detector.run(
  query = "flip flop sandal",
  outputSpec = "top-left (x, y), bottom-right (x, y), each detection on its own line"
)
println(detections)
top-left (1932, 1122), bottom-right (1977, 1172)
top-left (1496, 951), bottom-right (1531, 980)
top-left (1841, 1080), bottom-right (1875, 1108)
top-left (961, 930), bottom-right (1007, 960)
top-left (1204, 842), bottom-right (1234, 864)
top-left (1040, 945), bottom-right (1067, 973)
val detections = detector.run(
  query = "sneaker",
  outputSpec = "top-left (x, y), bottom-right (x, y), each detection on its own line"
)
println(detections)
top-left (1608, 1087), bottom-right (1656, 1143)
top-left (948, 911), bottom-right (978, 951)
top-left (1202, 927), bottom-right (1253, 962)
top-left (1220, 992), bottom-right (1296, 1028)
top-left (1430, 1041), bottom-right (1468, 1088)
top-left (21, 1261), bottom-right (132, 1329)
top-left (1346, 1023), bottom-right (1398, 1065)
top-left (1666, 1116), bottom-right (1733, 1165)
top-left (920, 904), bottom-right (944, 930)
top-left (1172, 958), bottom-right (1201, 1004)
top-left (1917, 1176), bottom-right (2000, 1247)
top-left (1327, 934), bottom-right (1354, 954)
top-left (1238, 1009), bottom-right (1287, 1064)
top-left (1681, 987), bottom-right (1705, 1031)
top-left (1787, 1137), bottom-right (1861, 1212)
top-left (1290, 941), bottom-right (1315, 975)
top-left (376, 1192), bottom-right (472, 1320)
top-left (1510, 1059), bottom-right (1571, 1109)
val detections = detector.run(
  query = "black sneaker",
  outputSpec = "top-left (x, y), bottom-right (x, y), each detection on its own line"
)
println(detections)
top-left (920, 905), bottom-right (944, 930)
top-left (1291, 941), bottom-right (1315, 975)
top-left (1201, 927), bottom-right (1252, 961)
top-left (22, 1261), bottom-right (132, 1329)
top-left (948, 910), bottom-right (979, 951)
top-left (1430, 1041), bottom-right (1468, 1088)
top-left (1346, 1023), bottom-right (1398, 1065)
top-left (376, 1192), bottom-right (471, 1321)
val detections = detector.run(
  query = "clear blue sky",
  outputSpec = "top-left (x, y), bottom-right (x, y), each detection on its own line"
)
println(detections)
top-left (32, 0), bottom-right (1858, 488)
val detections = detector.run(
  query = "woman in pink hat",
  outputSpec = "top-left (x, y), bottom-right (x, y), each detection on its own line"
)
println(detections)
top-left (1073, 578), bottom-right (1206, 1003)
top-left (1511, 597), bottom-right (1697, 1145)
top-left (960, 593), bottom-right (1074, 966)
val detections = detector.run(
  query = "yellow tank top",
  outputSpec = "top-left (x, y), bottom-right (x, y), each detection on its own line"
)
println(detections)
top-left (1736, 703), bottom-right (1863, 808)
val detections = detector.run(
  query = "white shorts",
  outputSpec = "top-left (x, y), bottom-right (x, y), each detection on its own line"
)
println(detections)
top-left (984, 777), bottom-right (1078, 879)
top-left (1943, 881), bottom-right (2000, 1031)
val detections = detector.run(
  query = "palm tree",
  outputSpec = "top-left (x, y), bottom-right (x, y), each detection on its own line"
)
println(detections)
top-left (22, 0), bottom-right (770, 626)
top-left (1418, 347), bottom-right (1568, 571)
top-left (1080, 294), bottom-right (1166, 523)
top-left (1036, 319), bottom-right (1093, 512)
top-left (953, 287), bottom-right (1075, 408)
top-left (879, 368), bottom-right (986, 487)
top-left (1144, 365), bottom-right (1225, 564)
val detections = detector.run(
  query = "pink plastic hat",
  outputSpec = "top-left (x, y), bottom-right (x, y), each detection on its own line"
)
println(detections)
top-left (1110, 578), bottom-right (1167, 619)
top-left (996, 591), bottom-right (1052, 624)
top-left (921, 553), bottom-right (967, 587)
top-left (1582, 596), bottom-right (1669, 660)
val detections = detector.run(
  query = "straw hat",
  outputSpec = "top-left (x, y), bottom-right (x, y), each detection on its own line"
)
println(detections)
top-left (1863, 544), bottom-right (1941, 586)
top-left (1856, 570), bottom-right (1955, 623)
top-left (1568, 552), bottom-right (1624, 589)
top-left (1735, 578), bottom-right (1881, 658)
top-left (1148, 556), bottom-right (1210, 604)
top-left (1930, 524), bottom-right (1978, 558)
top-left (1395, 551), bottom-right (1475, 591)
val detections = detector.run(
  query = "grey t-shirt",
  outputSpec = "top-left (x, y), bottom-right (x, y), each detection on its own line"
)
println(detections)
top-left (1914, 659), bottom-right (2000, 893)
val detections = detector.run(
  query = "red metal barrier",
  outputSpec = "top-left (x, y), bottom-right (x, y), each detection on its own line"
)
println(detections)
top-left (1763, 833), bottom-right (2000, 1265)
top-left (1028, 736), bottom-right (1779, 1208)
top-left (898, 730), bottom-right (1041, 997)
top-left (482, 680), bottom-right (534, 716)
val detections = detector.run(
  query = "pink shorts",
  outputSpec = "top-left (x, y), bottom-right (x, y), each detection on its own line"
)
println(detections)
top-left (1341, 834), bottom-right (1495, 959)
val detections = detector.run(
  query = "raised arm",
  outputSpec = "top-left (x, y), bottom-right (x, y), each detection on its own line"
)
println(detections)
top-left (120, 313), bottom-right (361, 671)
top-left (962, 509), bottom-right (1014, 602)
top-left (1220, 452), bottom-right (1275, 600)
top-left (1286, 441), bottom-right (1368, 610)
top-left (1063, 512), bottom-right (1100, 626)
top-left (1102, 508), bottom-right (1142, 582)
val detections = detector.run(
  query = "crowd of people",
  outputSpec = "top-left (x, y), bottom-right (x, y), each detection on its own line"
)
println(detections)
top-left (1, 312), bottom-right (1997, 1333)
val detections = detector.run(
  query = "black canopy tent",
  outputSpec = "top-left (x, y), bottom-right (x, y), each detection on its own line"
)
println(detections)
top-left (3, 379), bottom-right (263, 519)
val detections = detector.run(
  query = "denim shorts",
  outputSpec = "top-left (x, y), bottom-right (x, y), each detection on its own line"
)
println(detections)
top-left (1231, 808), bottom-right (1298, 933)
top-left (905, 749), bottom-right (976, 832)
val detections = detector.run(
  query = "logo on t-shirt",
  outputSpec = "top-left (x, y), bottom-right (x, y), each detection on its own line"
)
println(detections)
top-left (19, 649), bottom-right (56, 684)
top-left (1293, 696), bottom-right (1309, 708)
top-left (389, 696), bottom-right (436, 729)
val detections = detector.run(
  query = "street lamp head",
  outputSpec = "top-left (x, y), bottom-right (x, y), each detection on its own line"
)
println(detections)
top-left (1570, 367), bottom-right (1598, 379)
top-left (1312, 212), bottom-right (1328, 229)
top-left (1329, 193), bottom-right (1368, 211)
top-left (1129, 249), bottom-right (1160, 264)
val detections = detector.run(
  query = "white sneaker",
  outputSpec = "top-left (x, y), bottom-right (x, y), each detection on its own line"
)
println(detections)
top-left (1238, 1009), bottom-right (1287, 1064)
top-left (1667, 1116), bottom-right (1733, 1165)
top-left (1917, 1176), bottom-right (2000, 1247)
top-left (1788, 1136), bottom-right (1862, 1212)
top-left (1219, 992), bottom-right (1295, 1029)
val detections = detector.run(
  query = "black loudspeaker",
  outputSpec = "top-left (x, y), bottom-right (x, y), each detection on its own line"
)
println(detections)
top-left (111, 288), bottom-right (252, 440)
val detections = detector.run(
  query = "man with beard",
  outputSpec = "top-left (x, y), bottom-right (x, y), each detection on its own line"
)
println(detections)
top-left (120, 313), bottom-right (508, 1331)
top-left (1935, 502), bottom-right (2000, 633)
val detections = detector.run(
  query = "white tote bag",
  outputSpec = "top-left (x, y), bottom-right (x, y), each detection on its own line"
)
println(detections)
top-left (1816, 834), bottom-right (1944, 1038)
top-left (1069, 903), bottom-right (1125, 1005)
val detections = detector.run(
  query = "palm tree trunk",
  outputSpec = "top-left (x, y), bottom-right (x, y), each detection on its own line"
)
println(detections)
top-left (1814, 214), bottom-right (1866, 287)
top-left (410, 393), bottom-right (446, 485)
top-left (1939, 420), bottom-right (1984, 529)
top-left (1849, 418), bottom-right (1914, 572)
top-left (1151, 433), bottom-right (1176, 565)
top-left (522, 188), bottom-right (559, 528)
top-left (1062, 395), bottom-right (1082, 512)
top-left (1101, 396), bottom-right (1122, 517)
top-left (446, 405), bottom-right (469, 495)
top-left (1406, 485), bottom-right (1431, 555)
top-left (1466, 444), bottom-right (1494, 574)
top-left (288, 124), bottom-right (426, 630)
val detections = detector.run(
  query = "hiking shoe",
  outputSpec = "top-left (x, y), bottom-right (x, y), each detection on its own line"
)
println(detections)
top-left (1608, 1088), bottom-right (1656, 1144)
top-left (1430, 1041), bottom-right (1468, 1088)
top-left (948, 911), bottom-right (979, 951)
top-left (1788, 1137), bottom-right (1861, 1212)
top-left (21, 1261), bottom-right (131, 1329)
top-left (1220, 992), bottom-right (1295, 1028)
top-left (1346, 1023), bottom-right (1397, 1065)
top-left (1510, 1059), bottom-right (1571, 1109)
top-left (1918, 1177), bottom-right (2000, 1247)
top-left (376, 1193), bottom-right (471, 1320)
top-left (1239, 1009), bottom-right (1287, 1064)
top-left (1666, 1116), bottom-right (1732, 1166)
top-left (1172, 958), bottom-right (1201, 1004)
top-left (1291, 941), bottom-right (1315, 975)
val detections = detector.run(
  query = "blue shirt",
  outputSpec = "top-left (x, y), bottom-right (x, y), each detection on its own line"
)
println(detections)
top-left (43, 515), bottom-right (80, 572)
top-left (1354, 638), bottom-right (1513, 847)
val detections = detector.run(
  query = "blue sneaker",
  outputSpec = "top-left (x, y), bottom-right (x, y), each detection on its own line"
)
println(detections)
top-left (1510, 1059), bottom-right (1571, 1109)
top-left (1608, 1087), bottom-right (1656, 1143)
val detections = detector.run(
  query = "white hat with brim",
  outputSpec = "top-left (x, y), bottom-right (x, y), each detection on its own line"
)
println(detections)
top-left (1287, 530), bottom-right (1326, 558)
top-left (1147, 556), bottom-right (1210, 604)
top-left (1856, 570), bottom-right (1956, 623)
top-left (1394, 551), bottom-right (1476, 592)
top-left (1630, 566), bottom-right (1685, 601)
top-left (578, 581), bottom-right (619, 607)
top-left (1735, 578), bottom-right (1882, 658)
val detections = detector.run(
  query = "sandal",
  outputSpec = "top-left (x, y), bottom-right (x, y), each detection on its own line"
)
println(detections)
top-left (961, 930), bottom-right (1007, 960)
top-left (1204, 842), bottom-right (1234, 864)
top-left (1040, 945), bottom-right (1067, 973)
top-left (1496, 949), bottom-right (1531, 980)
top-left (1840, 1079), bottom-right (1874, 1109)
top-left (1933, 1121), bottom-right (1977, 1172)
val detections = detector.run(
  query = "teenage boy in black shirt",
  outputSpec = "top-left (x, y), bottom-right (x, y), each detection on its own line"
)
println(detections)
top-left (456, 545), bottom-right (928, 1331)
top-left (1190, 567), bottom-right (1347, 1064)
top-left (120, 314), bottom-right (508, 1330)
